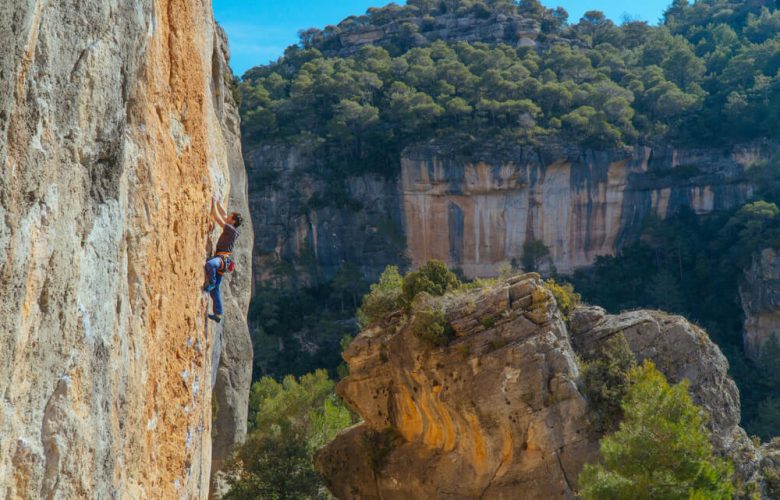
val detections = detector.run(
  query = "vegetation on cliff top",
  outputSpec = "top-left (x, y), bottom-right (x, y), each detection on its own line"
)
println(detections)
top-left (579, 361), bottom-right (735, 499)
top-left (240, 0), bottom-right (780, 177)
top-left (580, 333), bottom-right (636, 434)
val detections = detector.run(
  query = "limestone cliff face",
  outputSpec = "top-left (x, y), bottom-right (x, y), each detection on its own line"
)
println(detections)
top-left (0, 2), bottom-right (251, 498)
top-left (247, 142), bottom-right (759, 287)
top-left (403, 143), bottom-right (757, 276)
top-left (245, 144), bottom-right (406, 287)
top-left (740, 248), bottom-right (780, 359)
top-left (209, 25), bottom-right (253, 485)
top-left (316, 275), bottom-right (764, 498)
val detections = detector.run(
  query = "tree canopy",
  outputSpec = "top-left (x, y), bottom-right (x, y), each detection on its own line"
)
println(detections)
top-left (239, 1), bottom-right (780, 176)
top-left (579, 361), bottom-right (735, 499)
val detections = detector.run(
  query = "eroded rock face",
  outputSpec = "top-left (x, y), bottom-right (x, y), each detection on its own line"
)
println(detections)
top-left (569, 306), bottom-right (760, 481)
top-left (740, 248), bottom-right (780, 360)
top-left (0, 1), bottom-right (251, 498)
top-left (317, 275), bottom-right (763, 499)
top-left (247, 142), bottom-right (759, 289)
top-left (402, 143), bottom-right (756, 276)
top-left (244, 143), bottom-right (405, 287)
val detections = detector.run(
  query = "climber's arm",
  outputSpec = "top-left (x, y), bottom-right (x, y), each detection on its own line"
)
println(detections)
top-left (215, 197), bottom-right (228, 220)
top-left (211, 196), bottom-right (226, 228)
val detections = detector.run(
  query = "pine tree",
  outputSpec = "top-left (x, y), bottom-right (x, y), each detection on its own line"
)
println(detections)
top-left (579, 361), bottom-right (734, 499)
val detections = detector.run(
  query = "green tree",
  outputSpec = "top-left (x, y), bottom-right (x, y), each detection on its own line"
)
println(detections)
top-left (647, 270), bottom-right (685, 313)
top-left (331, 262), bottom-right (366, 312)
top-left (545, 278), bottom-right (581, 319)
top-left (227, 370), bottom-right (353, 499)
top-left (580, 334), bottom-right (636, 433)
top-left (521, 239), bottom-right (550, 272)
top-left (579, 361), bottom-right (735, 500)
top-left (402, 260), bottom-right (461, 306)
top-left (357, 265), bottom-right (404, 327)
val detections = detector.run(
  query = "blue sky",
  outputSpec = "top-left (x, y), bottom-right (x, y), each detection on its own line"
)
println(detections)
top-left (214, 0), bottom-right (672, 76)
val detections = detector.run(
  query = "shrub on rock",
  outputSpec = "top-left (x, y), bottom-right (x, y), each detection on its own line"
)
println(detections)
top-left (579, 361), bottom-right (735, 499)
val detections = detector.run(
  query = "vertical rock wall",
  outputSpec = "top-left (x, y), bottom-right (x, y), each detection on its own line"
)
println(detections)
top-left (209, 26), bottom-right (254, 486)
top-left (0, 1), bottom-right (251, 498)
top-left (402, 144), bottom-right (757, 276)
top-left (246, 142), bottom-right (759, 286)
top-left (244, 144), bottom-right (405, 287)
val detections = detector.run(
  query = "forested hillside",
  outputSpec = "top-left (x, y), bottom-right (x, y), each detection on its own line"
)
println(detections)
top-left (240, 0), bottom-right (780, 176)
top-left (237, 0), bottom-right (780, 447)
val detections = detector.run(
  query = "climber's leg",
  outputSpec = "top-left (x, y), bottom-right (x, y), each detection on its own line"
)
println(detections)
top-left (208, 273), bottom-right (223, 323)
top-left (203, 257), bottom-right (221, 292)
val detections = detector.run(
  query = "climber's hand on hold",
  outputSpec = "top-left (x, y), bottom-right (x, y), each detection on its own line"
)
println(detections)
top-left (210, 194), bottom-right (227, 229)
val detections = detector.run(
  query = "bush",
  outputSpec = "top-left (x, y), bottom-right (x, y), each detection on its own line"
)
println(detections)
top-left (357, 265), bottom-right (404, 327)
top-left (578, 361), bottom-right (735, 500)
top-left (227, 370), bottom-right (353, 499)
top-left (411, 305), bottom-right (454, 346)
top-left (544, 278), bottom-right (581, 318)
top-left (580, 334), bottom-right (635, 433)
top-left (402, 260), bottom-right (461, 307)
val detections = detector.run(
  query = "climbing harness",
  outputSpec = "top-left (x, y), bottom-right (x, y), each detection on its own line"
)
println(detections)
top-left (215, 252), bottom-right (236, 275)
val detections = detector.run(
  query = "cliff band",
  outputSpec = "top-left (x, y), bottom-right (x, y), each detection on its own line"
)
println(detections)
top-left (247, 142), bottom-right (759, 284)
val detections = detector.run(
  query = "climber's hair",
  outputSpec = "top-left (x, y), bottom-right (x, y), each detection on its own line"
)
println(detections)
top-left (231, 212), bottom-right (243, 228)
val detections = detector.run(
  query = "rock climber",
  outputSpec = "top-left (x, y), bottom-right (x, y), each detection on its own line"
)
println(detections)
top-left (203, 195), bottom-right (243, 323)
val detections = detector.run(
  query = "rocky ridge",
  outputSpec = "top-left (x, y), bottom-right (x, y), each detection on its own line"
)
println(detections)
top-left (316, 274), bottom-right (771, 498)
top-left (0, 1), bottom-right (251, 497)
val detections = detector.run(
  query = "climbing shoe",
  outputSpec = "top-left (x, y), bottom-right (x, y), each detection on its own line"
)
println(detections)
top-left (208, 314), bottom-right (222, 323)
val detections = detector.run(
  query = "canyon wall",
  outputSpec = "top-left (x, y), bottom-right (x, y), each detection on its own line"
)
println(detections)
top-left (403, 143), bottom-right (757, 276)
top-left (247, 142), bottom-right (760, 287)
top-left (0, 1), bottom-right (251, 498)
top-left (245, 144), bottom-right (406, 288)
top-left (316, 275), bottom-right (767, 498)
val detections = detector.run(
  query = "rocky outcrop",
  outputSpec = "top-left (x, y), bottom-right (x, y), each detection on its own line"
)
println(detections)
top-left (316, 275), bottom-right (763, 498)
top-left (247, 142), bottom-right (760, 289)
top-left (0, 1), bottom-right (251, 498)
top-left (569, 305), bottom-right (761, 483)
top-left (740, 248), bottom-right (780, 360)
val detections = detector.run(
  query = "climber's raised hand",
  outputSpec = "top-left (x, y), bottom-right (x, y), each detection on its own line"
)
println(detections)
top-left (210, 195), bottom-right (226, 228)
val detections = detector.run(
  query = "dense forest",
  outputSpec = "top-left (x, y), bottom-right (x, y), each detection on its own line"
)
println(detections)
top-left (240, 0), bottom-right (780, 176)
top-left (231, 2), bottom-right (780, 495)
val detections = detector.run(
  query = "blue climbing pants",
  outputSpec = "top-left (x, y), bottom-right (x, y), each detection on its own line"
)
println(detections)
top-left (204, 257), bottom-right (224, 315)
